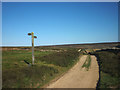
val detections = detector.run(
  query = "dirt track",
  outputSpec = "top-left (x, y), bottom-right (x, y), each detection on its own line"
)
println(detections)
top-left (46, 55), bottom-right (99, 88)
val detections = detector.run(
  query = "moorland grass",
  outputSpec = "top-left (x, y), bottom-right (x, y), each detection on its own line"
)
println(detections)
top-left (2, 50), bottom-right (53, 70)
top-left (36, 50), bottom-right (79, 67)
top-left (2, 48), bottom-right (80, 88)
top-left (99, 71), bottom-right (119, 88)
top-left (3, 65), bottom-right (58, 88)
top-left (92, 49), bottom-right (120, 88)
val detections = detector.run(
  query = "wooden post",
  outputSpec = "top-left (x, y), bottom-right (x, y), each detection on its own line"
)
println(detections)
top-left (28, 32), bottom-right (37, 65)
top-left (31, 32), bottom-right (34, 65)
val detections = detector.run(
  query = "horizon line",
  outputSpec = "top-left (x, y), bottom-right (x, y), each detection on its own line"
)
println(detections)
top-left (1, 41), bottom-right (119, 47)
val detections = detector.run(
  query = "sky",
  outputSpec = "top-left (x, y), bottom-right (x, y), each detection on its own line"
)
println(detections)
top-left (2, 2), bottom-right (118, 46)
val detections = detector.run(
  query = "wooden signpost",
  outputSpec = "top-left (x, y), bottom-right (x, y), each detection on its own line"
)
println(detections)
top-left (28, 32), bottom-right (37, 65)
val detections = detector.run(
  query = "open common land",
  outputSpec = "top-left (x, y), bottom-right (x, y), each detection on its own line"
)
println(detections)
top-left (2, 47), bottom-right (80, 88)
top-left (2, 42), bottom-right (120, 88)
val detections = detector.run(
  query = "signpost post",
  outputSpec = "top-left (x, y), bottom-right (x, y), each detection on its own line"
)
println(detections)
top-left (28, 32), bottom-right (37, 65)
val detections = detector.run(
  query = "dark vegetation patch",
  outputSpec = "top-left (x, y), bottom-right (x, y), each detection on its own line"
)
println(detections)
top-left (99, 71), bottom-right (120, 88)
top-left (3, 65), bottom-right (58, 88)
top-left (90, 49), bottom-right (120, 88)
top-left (36, 50), bottom-right (79, 67)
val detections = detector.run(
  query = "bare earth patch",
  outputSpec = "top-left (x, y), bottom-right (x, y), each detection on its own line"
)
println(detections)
top-left (45, 55), bottom-right (99, 88)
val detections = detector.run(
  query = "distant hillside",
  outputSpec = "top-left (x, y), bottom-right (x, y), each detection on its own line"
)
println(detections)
top-left (37, 42), bottom-right (120, 49)
top-left (1, 42), bottom-right (120, 50)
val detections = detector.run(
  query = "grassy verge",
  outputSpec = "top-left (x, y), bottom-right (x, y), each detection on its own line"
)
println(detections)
top-left (2, 48), bottom-right (80, 88)
top-left (82, 55), bottom-right (91, 71)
